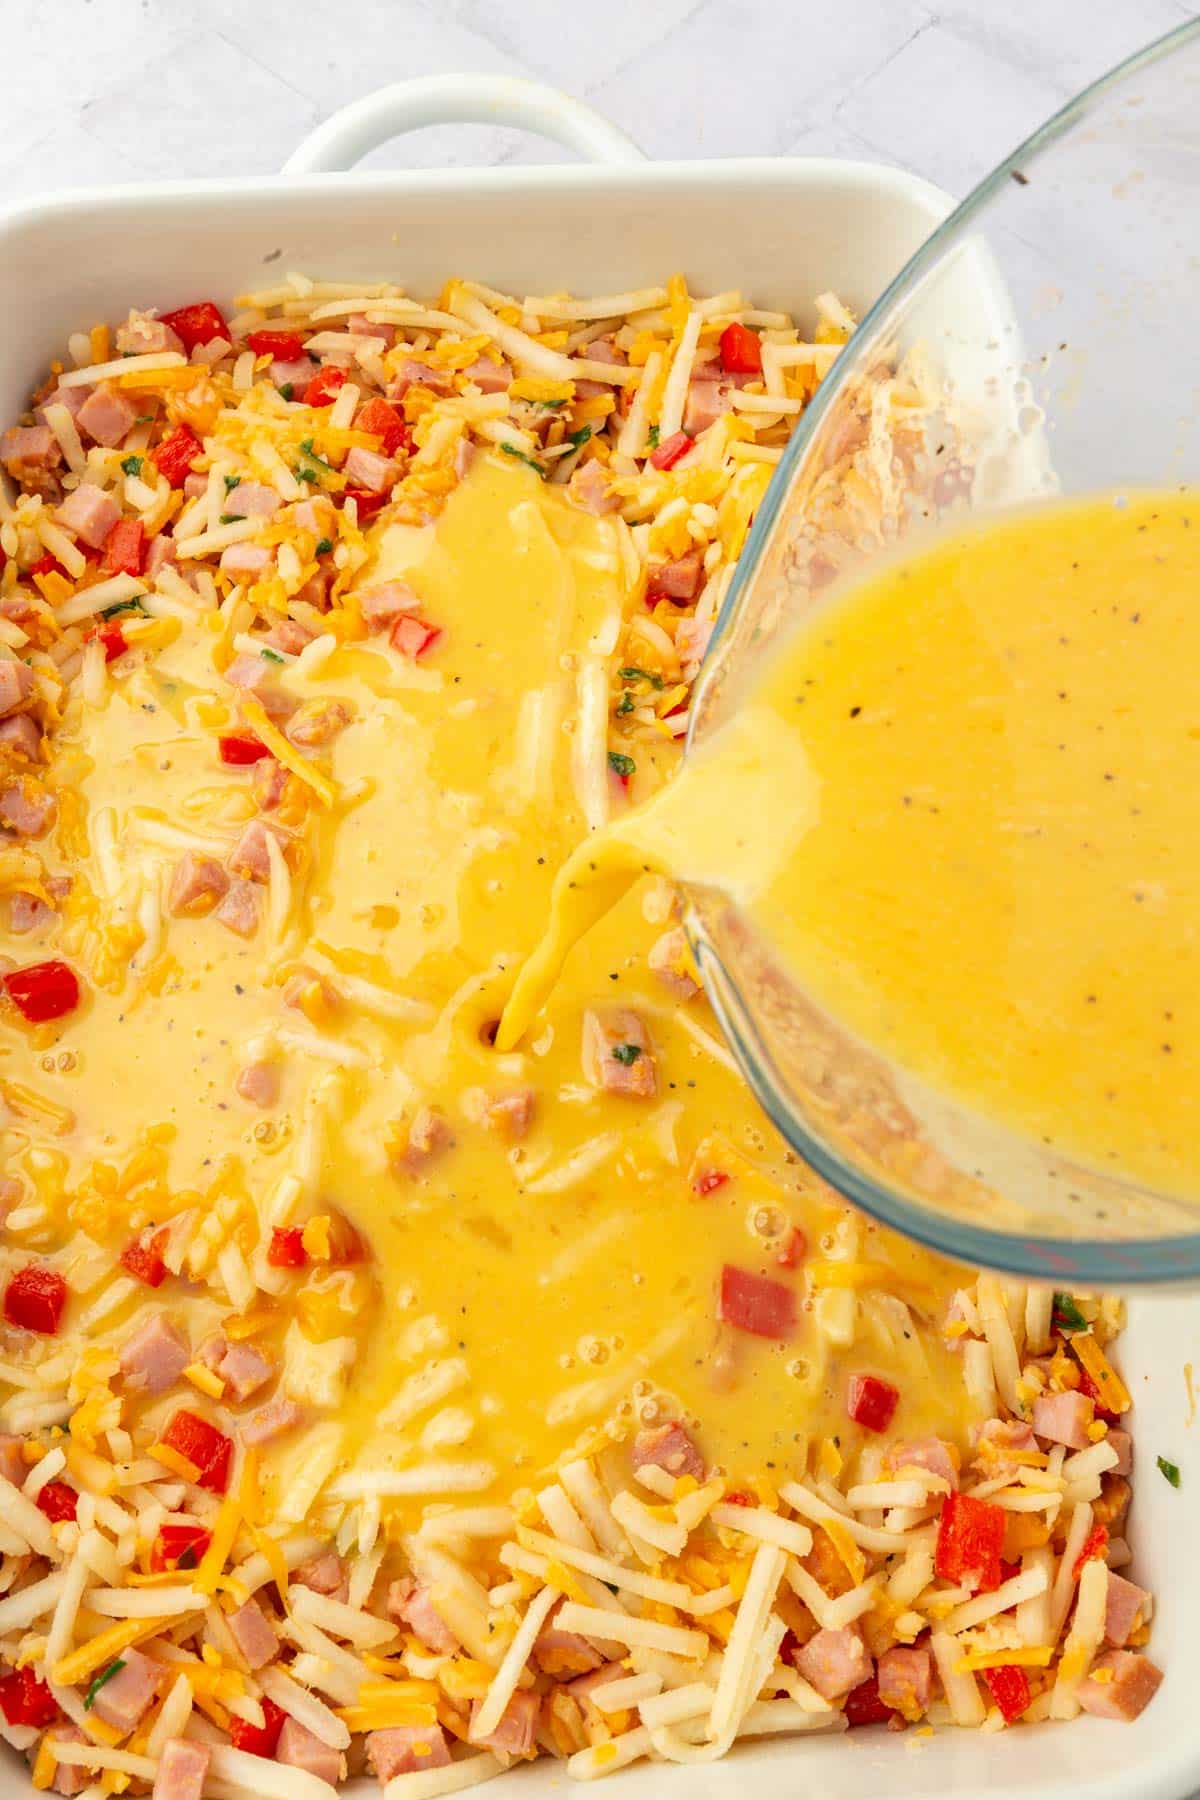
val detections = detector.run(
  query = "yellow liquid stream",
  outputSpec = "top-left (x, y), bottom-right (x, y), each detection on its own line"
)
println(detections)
top-left (501, 489), bottom-right (1200, 1206)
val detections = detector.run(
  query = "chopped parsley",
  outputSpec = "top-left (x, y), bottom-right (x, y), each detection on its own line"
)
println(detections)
top-left (647, 425), bottom-right (660, 449)
top-left (296, 438), bottom-right (335, 484)
top-left (223, 474), bottom-right (242, 493)
top-left (100, 597), bottom-right (145, 620)
top-left (536, 399), bottom-right (568, 410)
top-left (1157, 1455), bottom-right (1181, 1488)
top-left (607, 750), bottom-right (636, 778)
top-left (500, 444), bottom-right (546, 477)
top-left (567, 425), bottom-right (593, 450)
top-left (84, 1660), bottom-right (126, 1710)
top-left (120, 454), bottom-right (143, 477)
top-left (279, 382), bottom-right (293, 401)
top-left (315, 537), bottom-right (333, 556)
top-left (261, 647), bottom-right (285, 665)
top-left (1052, 1292), bottom-right (1087, 1333)
top-left (619, 665), bottom-right (663, 688)
top-left (611, 1043), bottom-right (643, 1066)
top-left (219, 513), bottom-right (238, 524)
top-left (615, 692), bottom-right (634, 716)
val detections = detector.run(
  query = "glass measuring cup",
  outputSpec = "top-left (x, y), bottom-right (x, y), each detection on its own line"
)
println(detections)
top-left (683, 20), bottom-right (1200, 1285)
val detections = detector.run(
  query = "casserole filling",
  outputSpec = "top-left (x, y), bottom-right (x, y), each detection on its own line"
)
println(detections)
top-left (0, 274), bottom-right (1158, 1794)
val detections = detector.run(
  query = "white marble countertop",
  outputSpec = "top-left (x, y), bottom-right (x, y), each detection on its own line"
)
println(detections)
top-left (3, 0), bottom-right (1192, 204)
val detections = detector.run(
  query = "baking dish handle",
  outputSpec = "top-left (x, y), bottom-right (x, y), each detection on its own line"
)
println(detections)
top-left (283, 74), bottom-right (644, 173)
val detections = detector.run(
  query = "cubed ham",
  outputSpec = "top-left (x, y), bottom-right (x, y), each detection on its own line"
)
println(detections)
top-left (876, 1643), bottom-right (932, 1720)
top-left (358, 581), bottom-right (418, 632)
top-left (219, 543), bottom-right (273, 581)
top-left (347, 313), bottom-right (396, 347)
top-left (343, 446), bottom-right (395, 493)
top-left (482, 1087), bottom-right (535, 1142)
top-left (387, 1578), bottom-right (459, 1654)
top-left (293, 496), bottom-right (335, 536)
top-left (647, 549), bottom-right (704, 601)
top-left (469, 1689), bottom-right (539, 1758)
top-left (293, 568), bottom-right (331, 611)
top-left (152, 1737), bottom-right (209, 1800)
top-left (393, 1105), bottom-right (453, 1174)
top-left (0, 715), bottom-right (42, 762)
top-left (1, 426), bottom-right (61, 473)
top-left (683, 378), bottom-right (732, 437)
top-left (223, 653), bottom-right (276, 695)
top-left (270, 358), bottom-right (317, 393)
top-left (254, 759), bottom-right (289, 812)
top-left (9, 891), bottom-right (52, 934)
top-left (55, 483), bottom-right (121, 549)
top-left (1077, 1650), bottom-right (1163, 1721)
top-left (35, 384), bottom-right (88, 426)
top-left (581, 1008), bottom-right (656, 1097)
top-left (567, 458), bottom-right (619, 515)
top-left (567, 1663), bottom-right (627, 1730)
top-left (367, 1723), bottom-right (451, 1781)
top-left (1106, 1428), bottom-right (1132, 1476)
top-left (224, 481), bottom-right (281, 520)
top-left (76, 384), bottom-right (137, 448)
top-left (286, 699), bottom-right (351, 747)
top-left (145, 535), bottom-right (177, 579)
top-left (218, 1341), bottom-right (274, 1403)
top-left (281, 965), bottom-right (339, 1014)
top-left (631, 1420), bottom-right (705, 1481)
top-left (0, 778), bottom-right (55, 837)
top-left (241, 1397), bottom-right (304, 1446)
top-left (1104, 1572), bottom-right (1149, 1647)
top-left (46, 1724), bottom-right (89, 1795)
top-left (674, 615), bottom-right (713, 673)
top-left (461, 356), bottom-right (511, 394)
top-left (296, 1551), bottom-right (349, 1600)
top-left (264, 620), bottom-right (314, 656)
top-left (276, 1716), bottom-right (343, 1786)
top-left (226, 1597), bottom-right (278, 1669)
top-left (1032, 1389), bottom-right (1095, 1450)
top-left (454, 440), bottom-right (477, 483)
top-left (0, 662), bottom-right (35, 719)
top-left (91, 1646), bottom-right (160, 1731)
top-left (182, 473), bottom-right (208, 500)
top-left (119, 1313), bottom-right (188, 1396)
top-left (229, 819), bottom-right (287, 884)
top-left (973, 1417), bottom-right (1039, 1475)
top-left (534, 1597), bottom-right (605, 1675)
top-left (389, 359), bottom-right (453, 399)
top-left (884, 1436), bottom-right (959, 1490)
top-left (0, 1434), bottom-right (25, 1486)
top-left (793, 1626), bottom-right (871, 1700)
top-left (168, 852), bottom-right (229, 918)
top-left (117, 311), bottom-right (185, 357)
top-left (214, 878), bottom-right (260, 938)
top-left (235, 1061), bottom-right (279, 1108)
top-left (647, 926), bottom-right (700, 1000)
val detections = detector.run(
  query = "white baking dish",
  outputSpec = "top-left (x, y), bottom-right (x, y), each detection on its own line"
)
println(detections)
top-left (0, 70), bottom-right (1191, 1800)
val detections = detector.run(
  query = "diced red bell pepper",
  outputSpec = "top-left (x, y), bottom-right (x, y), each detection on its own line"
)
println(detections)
top-left (218, 732), bottom-right (270, 766)
top-left (4, 1265), bottom-right (67, 1335)
top-left (649, 429), bottom-right (692, 472)
top-left (229, 1696), bottom-right (287, 1757)
top-left (3, 960), bottom-right (80, 1024)
top-left (0, 1665), bottom-right (58, 1729)
top-left (843, 1673), bottom-right (898, 1729)
top-left (28, 551), bottom-right (68, 581)
top-left (846, 1372), bottom-right (900, 1434)
top-left (153, 424), bottom-right (203, 488)
top-left (35, 1479), bottom-right (79, 1524)
top-left (120, 1229), bottom-right (169, 1289)
top-left (267, 1226), bottom-right (308, 1269)
top-left (101, 517), bottom-right (145, 577)
top-left (935, 1490), bottom-right (1006, 1592)
top-left (983, 1663), bottom-right (1031, 1723)
top-left (161, 1410), bottom-right (233, 1493)
top-left (160, 300), bottom-right (229, 353)
top-left (357, 396), bottom-right (411, 458)
top-left (342, 485), bottom-right (389, 522)
top-left (246, 329), bottom-right (305, 361)
top-left (1072, 1521), bottom-right (1109, 1580)
top-left (304, 366), bottom-right (347, 407)
top-left (390, 615), bottom-right (442, 660)
top-left (717, 1264), bottom-right (796, 1340)
top-left (1075, 1366), bottom-right (1120, 1423)
top-left (776, 1225), bottom-right (807, 1268)
top-left (150, 1521), bottom-right (212, 1573)
top-left (90, 620), bottom-right (129, 664)
top-left (719, 321), bottom-right (763, 375)
top-left (691, 1168), bottom-right (729, 1197)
